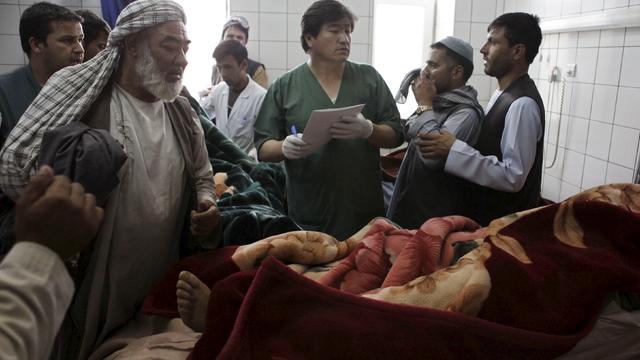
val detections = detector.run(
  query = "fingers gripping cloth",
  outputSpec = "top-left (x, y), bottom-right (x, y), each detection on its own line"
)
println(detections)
top-left (0, 0), bottom-right (186, 201)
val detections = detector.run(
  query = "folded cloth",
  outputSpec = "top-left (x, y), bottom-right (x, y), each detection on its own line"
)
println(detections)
top-left (38, 121), bottom-right (127, 205)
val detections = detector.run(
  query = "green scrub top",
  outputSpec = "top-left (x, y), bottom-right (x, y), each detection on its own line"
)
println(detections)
top-left (254, 61), bottom-right (402, 239)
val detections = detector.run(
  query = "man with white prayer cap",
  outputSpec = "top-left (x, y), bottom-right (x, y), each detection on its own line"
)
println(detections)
top-left (0, 1), bottom-right (219, 358)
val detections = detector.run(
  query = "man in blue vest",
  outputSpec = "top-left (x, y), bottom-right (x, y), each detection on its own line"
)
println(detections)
top-left (0, 2), bottom-right (84, 147)
top-left (0, 2), bottom-right (84, 254)
top-left (211, 16), bottom-right (268, 89)
top-left (420, 12), bottom-right (544, 226)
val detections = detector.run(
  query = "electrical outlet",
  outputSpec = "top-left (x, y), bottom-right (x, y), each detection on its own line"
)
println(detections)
top-left (565, 63), bottom-right (577, 77)
top-left (549, 66), bottom-right (560, 82)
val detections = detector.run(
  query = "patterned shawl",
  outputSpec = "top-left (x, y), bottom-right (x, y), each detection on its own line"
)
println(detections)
top-left (0, 0), bottom-right (186, 200)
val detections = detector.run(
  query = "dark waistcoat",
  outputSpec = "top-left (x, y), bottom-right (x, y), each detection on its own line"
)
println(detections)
top-left (468, 74), bottom-right (545, 225)
top-left (247, 58), bottom-right (264, 77)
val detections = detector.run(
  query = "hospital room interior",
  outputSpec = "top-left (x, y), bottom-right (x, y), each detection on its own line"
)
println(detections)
top-left (0, 0), bottom-right (639, 359)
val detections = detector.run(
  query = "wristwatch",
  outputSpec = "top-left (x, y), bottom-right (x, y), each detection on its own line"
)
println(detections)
top-left (415, 105), bottom-right (433, 115)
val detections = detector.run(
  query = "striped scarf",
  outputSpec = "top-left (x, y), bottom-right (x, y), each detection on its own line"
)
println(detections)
top-left (0, 0), bottom-right (186, 200)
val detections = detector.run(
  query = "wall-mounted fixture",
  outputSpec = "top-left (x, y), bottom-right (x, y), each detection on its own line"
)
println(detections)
top-left (540, 6), bottom-right (640, 33)
top-left (565, 64), bottom-right (576, 78)
top-left (545, 66), bottom-right (567, 170)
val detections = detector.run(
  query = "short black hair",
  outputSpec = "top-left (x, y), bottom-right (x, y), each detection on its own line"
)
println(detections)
top-left (20, 2), bottom-right (83, 57)
top-left (431, 42), bottom-right (474, 82)
top-left (300, 0), bottom-right (356, 52)
top-left (75, 10), bottom-right (110, 48)
top-left (213, 39), bottom-right (248, 64)
top-left (488, 12), bottom-right (542, 64)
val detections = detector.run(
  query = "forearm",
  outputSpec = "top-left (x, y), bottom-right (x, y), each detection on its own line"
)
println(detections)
top-left (190, 111), bottom-right (216, 203)
top-left (0, 242), bottom-right (74, 360)
top-left (194, 164), bottom-right (216, 204)
top-left (368, 123), bottom-right (402, 148)
top-left (258, 139), bottom-right (286, 162)
top-left (445, 140), bottom-right (530, 192)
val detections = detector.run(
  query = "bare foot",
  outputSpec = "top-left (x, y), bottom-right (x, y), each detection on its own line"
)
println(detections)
top-left (176, 271), bottom-right (211, 332)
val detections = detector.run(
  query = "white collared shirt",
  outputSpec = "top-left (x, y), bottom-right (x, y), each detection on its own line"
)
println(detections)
top-left (444, 89), bottom-right (542, 192)
top-left (201, 75), bottom-right (267, 155)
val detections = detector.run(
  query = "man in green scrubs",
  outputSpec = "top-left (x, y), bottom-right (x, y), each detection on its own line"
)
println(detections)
top-left (254, 0), bottom-right (403, 239)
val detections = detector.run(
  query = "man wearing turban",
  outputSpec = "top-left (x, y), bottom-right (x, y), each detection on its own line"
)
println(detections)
top-left (0, 1), bottom-right (218, 358)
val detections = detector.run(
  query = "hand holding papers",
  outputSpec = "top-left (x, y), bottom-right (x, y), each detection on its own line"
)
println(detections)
top-left (331, 112), bottom-right (374, 140)
top-left (301, 104), bottom-right (365, 150)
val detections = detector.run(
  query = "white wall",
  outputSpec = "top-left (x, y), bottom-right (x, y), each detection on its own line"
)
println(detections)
top-left (434, 0), bottom-right (455, 41)
top-left (451, 0), bottom-right (640, 201)
top-left (228, 0), bottom-right (375, 82)
top-left (0, 0), bottom-right (101, 75)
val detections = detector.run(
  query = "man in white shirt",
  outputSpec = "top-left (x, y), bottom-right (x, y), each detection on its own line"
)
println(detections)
top-left (420, 12), bottom-right (544, 225)
top-left (0, 165), bottom-right (103, 360)
top-left (0, 2), bottom-right (84, 147)
top-left (202, 40), bottom-right (266, 157)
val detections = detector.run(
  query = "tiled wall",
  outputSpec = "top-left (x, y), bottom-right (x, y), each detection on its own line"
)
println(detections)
top-left (0, 0), bottom-right (101, 75)
top-left (452, 0), bottom-right (640, 202)
top-left (228, 0), bottom-right (374, 82)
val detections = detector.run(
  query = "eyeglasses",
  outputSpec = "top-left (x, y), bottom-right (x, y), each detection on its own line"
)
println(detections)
top-left (225, 15), bottom-right (250, 30)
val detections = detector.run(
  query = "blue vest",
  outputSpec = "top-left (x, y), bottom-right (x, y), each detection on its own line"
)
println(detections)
top-left (0, 65), bottom-right (42, 147)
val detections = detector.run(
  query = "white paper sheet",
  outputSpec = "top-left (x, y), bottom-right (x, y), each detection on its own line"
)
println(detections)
top-left (301, 103), bottom-right (365, 150)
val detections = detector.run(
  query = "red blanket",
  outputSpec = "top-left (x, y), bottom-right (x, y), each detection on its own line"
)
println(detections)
top-left (143, 183), bottom-right (640, 359)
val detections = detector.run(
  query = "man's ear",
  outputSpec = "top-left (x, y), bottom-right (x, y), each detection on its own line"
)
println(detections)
top-left (28, 36), bottom-right (45, 54)
top-left (512, 43), bottom-right (526, 62)
top-left (240, 59), bottom-right (248, 72)
top-left (451, 64), bottom-right (464, 81)
top-left (304, 34), bottom-right (314, 50)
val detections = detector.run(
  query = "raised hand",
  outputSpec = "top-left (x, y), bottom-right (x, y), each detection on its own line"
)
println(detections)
top-left (15, 166), bottom-right (104, 260)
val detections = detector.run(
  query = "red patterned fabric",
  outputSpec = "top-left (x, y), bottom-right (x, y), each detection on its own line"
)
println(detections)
top-left (143, 184), bottom-right (640, 360)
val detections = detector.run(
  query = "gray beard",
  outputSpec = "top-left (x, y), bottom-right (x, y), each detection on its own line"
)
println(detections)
top-left (135, 42), bottom-right (182, 102)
